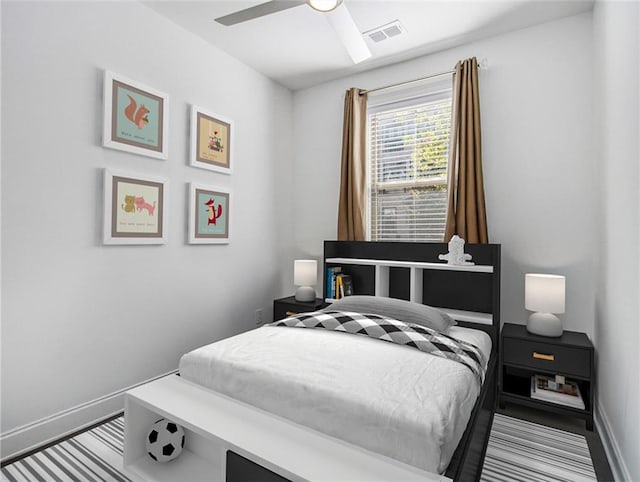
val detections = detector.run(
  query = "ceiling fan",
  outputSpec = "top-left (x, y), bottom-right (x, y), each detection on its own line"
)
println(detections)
top-left (214, 0), bottom-right (372, 64)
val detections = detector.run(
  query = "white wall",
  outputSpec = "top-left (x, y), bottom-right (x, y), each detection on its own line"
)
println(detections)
top-left (292, 13), bottom-right (597, 333)
top-left (593, 2), bottom-right (640, 480)
top-left (1, 1), bottom-right (293, 457)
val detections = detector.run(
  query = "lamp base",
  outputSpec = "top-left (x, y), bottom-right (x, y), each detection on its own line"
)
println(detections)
top-left (526, 312), bottom-right (563, 337)
top-left (295, 286), bottom-right (316, 303)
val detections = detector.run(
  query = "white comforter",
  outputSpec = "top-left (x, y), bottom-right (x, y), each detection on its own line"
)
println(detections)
top-left (179, 324), bottom-right (491, 474)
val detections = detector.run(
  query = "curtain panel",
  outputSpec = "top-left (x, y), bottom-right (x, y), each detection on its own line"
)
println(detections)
top-left (337, 88), bottom-right (368, 241)
top-left (444, 57), bottom-right (489, 243)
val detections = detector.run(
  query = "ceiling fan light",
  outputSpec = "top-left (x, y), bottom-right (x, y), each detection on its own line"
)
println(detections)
top-left (307, 0), bottom-right (343, 13)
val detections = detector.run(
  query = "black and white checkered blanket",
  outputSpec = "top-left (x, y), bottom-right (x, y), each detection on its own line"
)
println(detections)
top-left (268, 310), bottom-right (486, 385)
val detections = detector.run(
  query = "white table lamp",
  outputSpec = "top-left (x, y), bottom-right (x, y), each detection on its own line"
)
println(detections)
top-left (525, 273), bottom-right (565, 337)
top-left (294, 260), bottom-right (317, 302)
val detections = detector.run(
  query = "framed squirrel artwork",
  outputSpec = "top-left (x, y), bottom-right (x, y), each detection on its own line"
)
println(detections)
top-left (102, 71), bottom-right (169, 160)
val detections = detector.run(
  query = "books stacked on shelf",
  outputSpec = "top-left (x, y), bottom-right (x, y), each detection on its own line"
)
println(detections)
top-left (326, 267), bottom-right (353, 300)
top-left (530, 374), bottom-right (585, 410)
top-left (326, 266), bottom-right (341, 299)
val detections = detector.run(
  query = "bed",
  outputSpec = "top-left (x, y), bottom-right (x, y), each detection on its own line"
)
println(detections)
top-left (180, 241), bottom-right (500, 481)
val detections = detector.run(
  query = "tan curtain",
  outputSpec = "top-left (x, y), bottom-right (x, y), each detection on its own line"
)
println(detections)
top-left (337, 88), bottom-right (368, 241)
top-left (444, 57), bottom-right (489, 243)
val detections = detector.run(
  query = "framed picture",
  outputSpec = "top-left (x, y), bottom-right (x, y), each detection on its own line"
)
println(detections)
top-left (103, 169), bottom-right (168, 245)
top-left (190, 105), bottom-right (233, 174)
top-left (103, 71), bottom-right (169, 160)
top-left (188, 183), bottom-right (231, 244)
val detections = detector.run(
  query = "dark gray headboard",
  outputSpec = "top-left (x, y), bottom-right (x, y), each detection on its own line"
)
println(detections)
top-left (323, 241), bottom-right (501, 351)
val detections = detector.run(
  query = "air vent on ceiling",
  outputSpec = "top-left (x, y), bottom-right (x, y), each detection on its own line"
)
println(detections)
top-left (364, 20), bottom-right (405, 43)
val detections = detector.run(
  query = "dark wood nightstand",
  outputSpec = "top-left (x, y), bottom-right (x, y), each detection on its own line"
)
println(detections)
top-left (500, 323), bottom-right (595, 430)
top-left (273, 296), bottom-right (327, 322)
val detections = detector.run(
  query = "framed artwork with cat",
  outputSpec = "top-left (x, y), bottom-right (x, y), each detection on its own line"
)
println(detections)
top-left (188, 183), bottom-right (231, 244)
top-left (102, 71), bottom-right (169, 160)
top-left (190, 105), bottom-right (233, 174)
top-left (103, 169), bottom-right (168, 245)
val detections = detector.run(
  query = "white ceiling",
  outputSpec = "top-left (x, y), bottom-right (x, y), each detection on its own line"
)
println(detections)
top-left (144, 0), bottom-right (593, 90)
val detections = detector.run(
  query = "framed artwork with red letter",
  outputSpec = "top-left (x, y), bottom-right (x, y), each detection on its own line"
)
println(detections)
top-left (188, 183), bottom-right (231, 244)
top-left (103, 71), bottom-right (169, 160)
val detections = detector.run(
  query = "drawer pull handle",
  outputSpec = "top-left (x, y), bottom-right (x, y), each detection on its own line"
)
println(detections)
top-left (533, 352), bottom-right (555, 361)
top-left (285, 311), bottom-right (298, 316)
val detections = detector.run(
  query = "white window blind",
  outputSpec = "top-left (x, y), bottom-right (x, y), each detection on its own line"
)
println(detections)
top-left (368, 91), bottom-right (452, 242)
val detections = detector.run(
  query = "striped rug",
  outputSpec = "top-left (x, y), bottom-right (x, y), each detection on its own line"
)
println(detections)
top-left (2, 413), bottom-right (597, 481)
top-left (480, 413), bottom-right (597, 482)
top-left (1, 417), bottom-right (130, 482)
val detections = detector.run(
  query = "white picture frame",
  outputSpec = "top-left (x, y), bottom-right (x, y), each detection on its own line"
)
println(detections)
top-left (188, 183), bottom-right (231, 244)
top-left (103, 169), bottom-right (169, 245)
top-left (189, 105), bottom-right (233, 174)
top-left (103, 70), bottom-right (169, 160)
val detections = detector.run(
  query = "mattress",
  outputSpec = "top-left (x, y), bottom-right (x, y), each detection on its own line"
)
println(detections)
top-left (179, 324), bottom-right (491, 474)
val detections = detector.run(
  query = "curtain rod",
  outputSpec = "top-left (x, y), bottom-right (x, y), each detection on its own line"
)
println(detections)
top-left (360, 69), bottom-right (454, 96)
top-left (360, 59), bottom-right (488, 96)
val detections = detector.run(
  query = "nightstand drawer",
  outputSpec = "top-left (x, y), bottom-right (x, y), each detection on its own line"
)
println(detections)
top-left (503, 339), bottom-right (590, 378)
top-left (273, 297), bottom-right (327, 322)
top-left (273, 304), bottom-right (300, 321)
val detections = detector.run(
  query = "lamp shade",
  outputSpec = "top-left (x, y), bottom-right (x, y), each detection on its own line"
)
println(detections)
top-left (294, 260), bottom-right (317, 286)
top-left (525, 274), bottom-right (565, 314)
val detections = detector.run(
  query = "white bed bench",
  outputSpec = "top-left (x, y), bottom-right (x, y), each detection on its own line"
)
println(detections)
top-left (123, 374), bottom-right (451, 482)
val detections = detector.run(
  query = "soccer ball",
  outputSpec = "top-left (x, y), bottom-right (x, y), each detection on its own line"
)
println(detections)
top-left (146, 418), bottom-right (185, 463)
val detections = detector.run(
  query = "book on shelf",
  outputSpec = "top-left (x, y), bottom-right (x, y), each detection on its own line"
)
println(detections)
top-left (336, 274), bottom-right (353, 299)
top-left (336, 274), bottom-right (343, 299)
top-left (325, 268), bottom-right (354, 300)
top-left (326, 266), bottom-right (341, 299)
top-left (530, 374), bottom-right (585, 410)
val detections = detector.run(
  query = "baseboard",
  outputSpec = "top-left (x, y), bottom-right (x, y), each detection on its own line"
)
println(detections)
top-left (1, 369), bottom-right (178, 462)
top-left (595, 402), bottom-right (632, 482)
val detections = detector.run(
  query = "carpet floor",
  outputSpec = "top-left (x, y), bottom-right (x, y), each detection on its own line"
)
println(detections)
top-left (2, 413), bottom-right (598, 481)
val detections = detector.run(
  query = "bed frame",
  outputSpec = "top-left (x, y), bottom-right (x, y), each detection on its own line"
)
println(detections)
top-left (323, 241), bottom-right (501, 482)
top-left (123, 241), bottom-right (500, 482)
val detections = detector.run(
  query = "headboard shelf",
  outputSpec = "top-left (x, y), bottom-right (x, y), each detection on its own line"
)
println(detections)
top-left (325, 257), bottom-right (494, 273)
top-left (324, 240), bottom-right (501, 349)
top-left (439, 307), bottom-right (493, 325)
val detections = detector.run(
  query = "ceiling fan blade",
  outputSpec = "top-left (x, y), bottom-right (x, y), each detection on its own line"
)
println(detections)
top-left (215, 1), bottom-right (306, 26)
top-left (326, 3), bottom-right (371, 64)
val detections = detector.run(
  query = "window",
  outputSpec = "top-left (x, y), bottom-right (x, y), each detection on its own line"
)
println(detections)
top-left (368, 90), bottom-right (452, 242)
